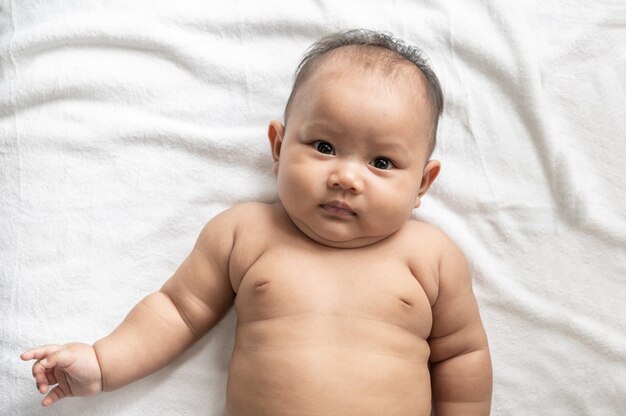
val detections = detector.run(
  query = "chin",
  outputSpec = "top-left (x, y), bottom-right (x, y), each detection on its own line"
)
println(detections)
top-left (304, 227), bottom-right (391, 249)
top-left (285, 210), bottom-right (394, 248)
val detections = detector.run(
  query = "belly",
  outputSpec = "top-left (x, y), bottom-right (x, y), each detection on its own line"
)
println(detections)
top-left (225, 314), bottom-right (432, 416)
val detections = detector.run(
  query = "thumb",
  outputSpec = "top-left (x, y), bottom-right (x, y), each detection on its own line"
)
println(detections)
top-left (40, 348), bottom-right (74, 369)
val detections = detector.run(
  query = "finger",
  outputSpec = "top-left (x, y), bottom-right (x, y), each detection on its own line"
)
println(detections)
top-left (21, 345), bottom-right (61, 361)
top-left (40, 348), bottom-right (75, 370)
top-left (55, 371), bottom-right (74, 399)
top-left (42, 385), bottom-right (67, 407)
top-left (32, 362), bottom-right (50, 394)
top-left (45, 367), bottom-right (58, 388)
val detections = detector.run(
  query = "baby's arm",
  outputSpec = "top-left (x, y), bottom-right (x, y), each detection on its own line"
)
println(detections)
top-left (93, 210), bottom-right (236, 390)
top-left (21, 209), bottom-right (237, 405)
top-left (428, 238), bottom-right (492, 415)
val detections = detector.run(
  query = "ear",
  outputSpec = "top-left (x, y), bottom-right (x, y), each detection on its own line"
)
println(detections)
top-left (414, 159), bottom-right (441, 209)
top-left (268, 120), bottom-right (285, 175)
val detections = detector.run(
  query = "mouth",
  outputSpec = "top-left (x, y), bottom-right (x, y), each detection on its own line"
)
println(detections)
top-left (320, 201), bottom-right (357, 217)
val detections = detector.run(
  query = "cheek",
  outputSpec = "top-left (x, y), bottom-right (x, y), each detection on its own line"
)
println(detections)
top-left (276, 171), bottom-right (294, 201)
top-left (277, 160), bottom-right (317, 198)
top-left (371, 178), bottom-right (418, 215)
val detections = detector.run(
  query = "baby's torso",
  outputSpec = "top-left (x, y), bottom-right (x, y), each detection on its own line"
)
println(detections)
top-left (225, 203), bottom-right (440, 416)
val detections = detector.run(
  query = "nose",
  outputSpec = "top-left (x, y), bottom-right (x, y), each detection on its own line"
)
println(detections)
top-left (327, 161), bottom-right (364, 194)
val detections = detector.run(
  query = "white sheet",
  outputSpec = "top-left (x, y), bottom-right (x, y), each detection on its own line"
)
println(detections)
top-left (2, 1), bottom-right (625, 415)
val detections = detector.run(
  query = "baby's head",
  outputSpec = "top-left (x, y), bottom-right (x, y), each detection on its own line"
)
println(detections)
top-left (286, 29), bottom-right (443, 157)
top-left (268, 29), bottom-right (444, 248)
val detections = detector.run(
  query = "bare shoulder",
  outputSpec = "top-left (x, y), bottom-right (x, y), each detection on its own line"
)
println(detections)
top-left (401, 219), bottom-right (449, 241)
top-left (221, 201), bottom-right (278, 225)
top-left (206, 201), bottom-right (273, 224)
top-left (400, 219), bottom-right (470, 293)
top-left (226, 201), bottom-right (275, 216)
top-left (401, 219), bottom-right (464, 260)
top-left (415, 221), bottom-right (468, 278)
top-left (195, 202), bottom-right (274, 245)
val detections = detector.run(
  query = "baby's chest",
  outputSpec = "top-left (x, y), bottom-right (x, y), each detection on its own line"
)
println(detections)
top-left (234, 248), bottom-right (434, 337)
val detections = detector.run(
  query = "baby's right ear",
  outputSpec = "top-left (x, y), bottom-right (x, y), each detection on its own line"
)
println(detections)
top-left (267, 120), bottom-right (285, 175)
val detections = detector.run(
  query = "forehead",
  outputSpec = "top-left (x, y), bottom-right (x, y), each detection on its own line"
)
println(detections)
top-left (292, 47), bottom-right (432, 126)
top-left (297, 51), bottom-right (430, 121)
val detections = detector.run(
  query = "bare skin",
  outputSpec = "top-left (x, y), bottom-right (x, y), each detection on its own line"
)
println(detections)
top-left (21, 47), bottom-right (492, 415)
top-left (22, 203), bottom-right (490, 415)
top-left (229, 202), bottom-right (438, 415)
top-left (225, 203), bottom-right (486, 416)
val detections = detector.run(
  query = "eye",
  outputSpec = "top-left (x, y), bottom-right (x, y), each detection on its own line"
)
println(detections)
top-left (313, 140), bottom-right (335, 155)
top-left (371, 157), bottom-right (394, 170)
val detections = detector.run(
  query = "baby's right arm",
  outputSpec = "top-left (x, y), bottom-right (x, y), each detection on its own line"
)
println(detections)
top-left (21, 209), bottom-right (238, 406)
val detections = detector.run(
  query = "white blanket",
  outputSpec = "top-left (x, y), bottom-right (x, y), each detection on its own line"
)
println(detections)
top-left (2, 1), bottom-right (625, 415)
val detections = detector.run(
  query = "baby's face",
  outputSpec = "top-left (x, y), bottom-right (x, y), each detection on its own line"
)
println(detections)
top-left (269, 63), bottom-right (439, 248)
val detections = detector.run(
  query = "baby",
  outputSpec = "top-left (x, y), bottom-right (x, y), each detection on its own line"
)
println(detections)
top-left (22, 29), bottom-right (492, 415)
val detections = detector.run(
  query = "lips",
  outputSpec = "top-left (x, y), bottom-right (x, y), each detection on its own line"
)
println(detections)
top-left (320, 200), bottom-right (356, 217)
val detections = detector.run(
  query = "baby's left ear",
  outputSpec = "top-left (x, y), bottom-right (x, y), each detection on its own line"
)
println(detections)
top-left (414, 160), bottom-right (441, 208)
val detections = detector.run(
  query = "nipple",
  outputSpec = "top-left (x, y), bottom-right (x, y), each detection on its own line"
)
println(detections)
top-left (254, 280), bottom-right (270, 291)
top-left (399, 297), bottom-right (413, 308)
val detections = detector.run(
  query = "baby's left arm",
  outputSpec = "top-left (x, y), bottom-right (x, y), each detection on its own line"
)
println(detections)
top-left (428, 238), bottom-right (492, 415)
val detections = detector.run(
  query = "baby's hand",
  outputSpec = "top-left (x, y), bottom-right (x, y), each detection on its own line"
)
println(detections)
top-left (20, 343), bottom-right (102, 407)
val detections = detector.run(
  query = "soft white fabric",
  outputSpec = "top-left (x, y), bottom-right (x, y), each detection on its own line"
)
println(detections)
top-left (1, 1), bottom-right (624, 415)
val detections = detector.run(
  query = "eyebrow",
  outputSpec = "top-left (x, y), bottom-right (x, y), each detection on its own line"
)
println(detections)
top-left (369, 140), bottom-right (410, 155)
top-left (302, 120), bottom-right (345, 136)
